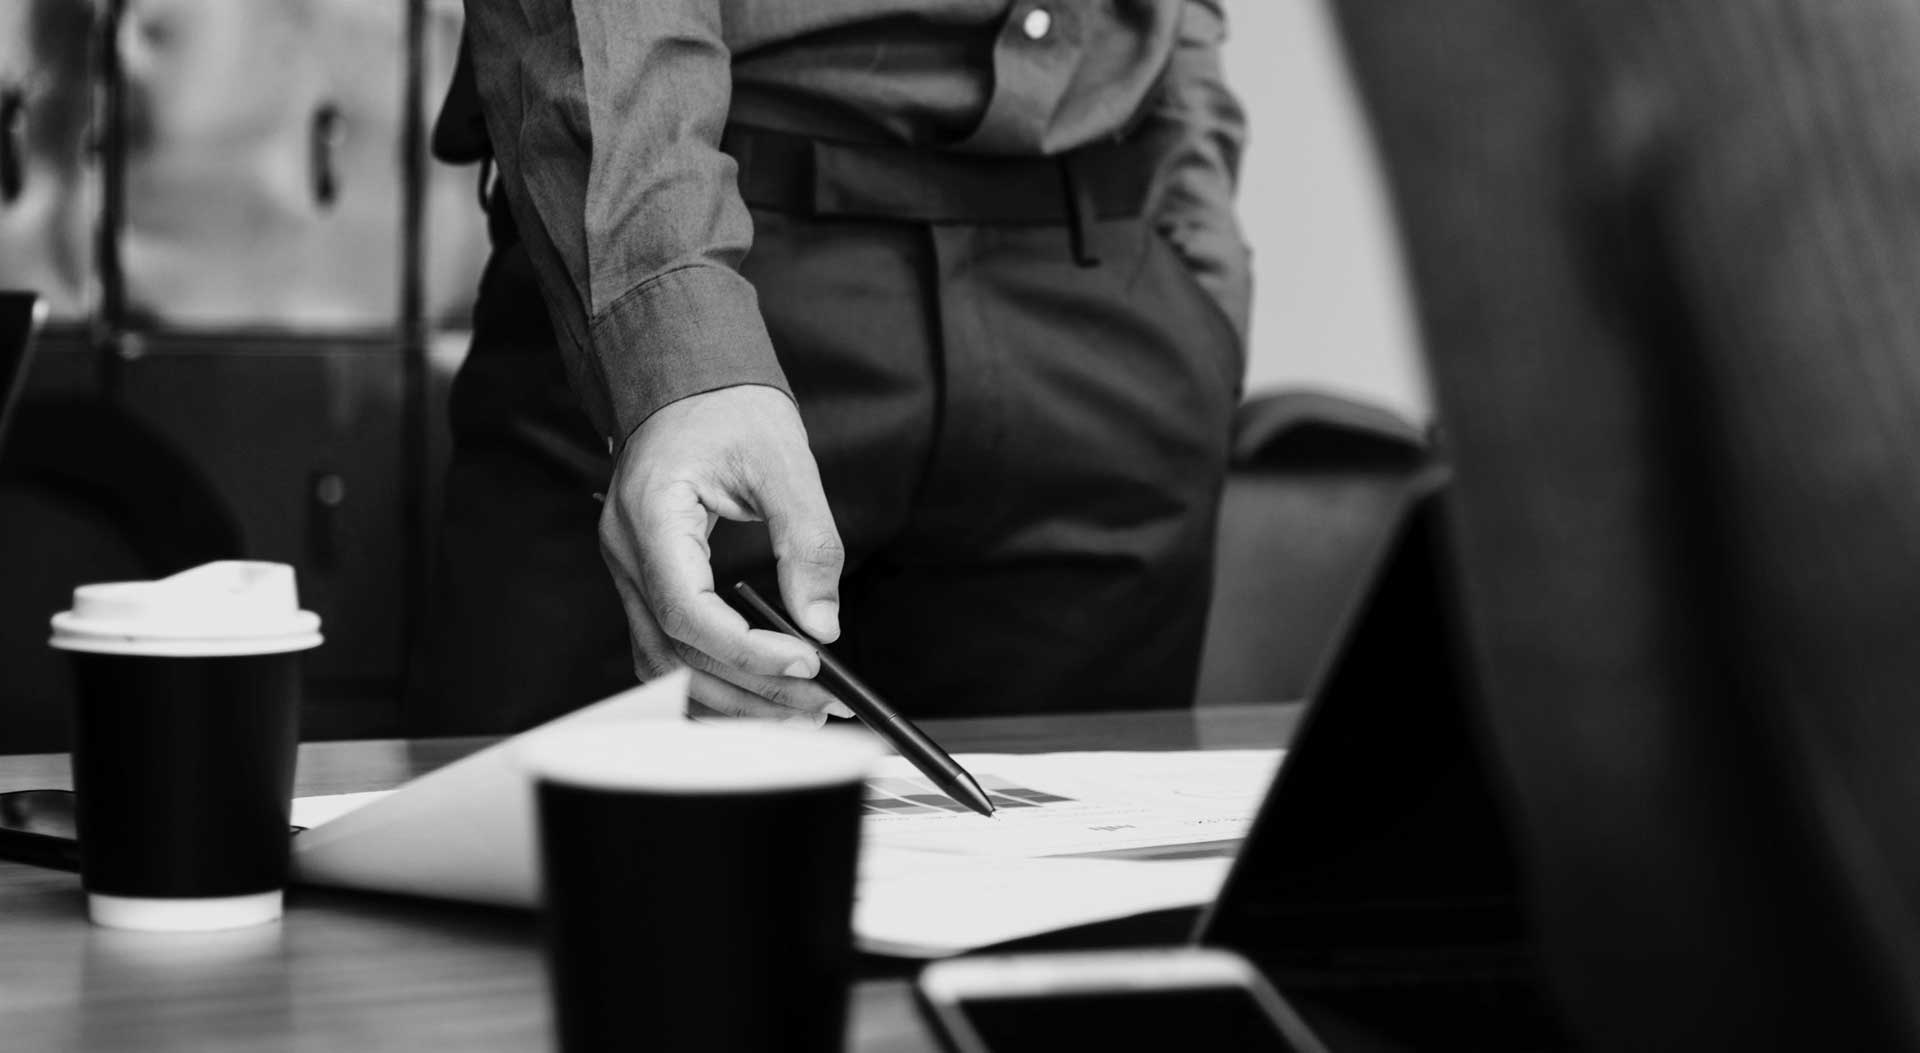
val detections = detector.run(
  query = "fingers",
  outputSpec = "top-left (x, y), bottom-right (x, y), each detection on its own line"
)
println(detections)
top-left (687, 669), bottom-right (826, 727)
top-left (596, 385), bottom-right (850, 719)
top-left (763, 461), bottom-right (846, 642)
top-left (678, 643), bottom-right (839, 712)
top-left (605, 564), bottom-right (690, 687)
top-left (618, 479), bottom-right (820, 679)
top-left (605, 501), bottom-right (852, 722)
top-left (674, 642), bottom-right (855, 719)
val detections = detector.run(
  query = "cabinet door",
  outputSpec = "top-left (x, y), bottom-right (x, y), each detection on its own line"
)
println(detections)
top-left (118, 338), bottom-right (409, 736)
top-left (0, 0), bottom-right (97, 321)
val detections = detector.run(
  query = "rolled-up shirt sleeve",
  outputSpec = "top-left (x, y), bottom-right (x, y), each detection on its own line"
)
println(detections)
top-left (462, 0), bottom-right (790, 445)
top-left (1148, 0), bottom-right (1252, 343)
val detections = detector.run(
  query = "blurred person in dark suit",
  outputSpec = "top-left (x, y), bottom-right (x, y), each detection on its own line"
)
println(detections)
top-left (1335, 0), bottom-right (1920, 1047)
top-left (405, 3), bottom-right (1250, 733)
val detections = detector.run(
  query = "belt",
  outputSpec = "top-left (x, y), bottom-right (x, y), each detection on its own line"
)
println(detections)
top-left (487, 126), bottom-right (1159, 264)
top-left (720, 125), bottom-right (1158, 227)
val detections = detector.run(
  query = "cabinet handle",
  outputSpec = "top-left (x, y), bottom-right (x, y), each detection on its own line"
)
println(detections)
top-left (310, 102), bottom-right (342, 209)
top-left (308, 469), bottom-right (346, 571)
top-left (0, 90), bottom-right (24, 205)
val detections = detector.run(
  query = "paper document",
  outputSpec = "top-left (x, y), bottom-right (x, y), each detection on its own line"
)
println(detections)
top-left (862, 750), bottom-right (1277, 859)
top-left (845, 749), bottom-right (1277, 954)
top-left (854, 852), bottom-right (1233, 957)
top-left (291, 791), bottom-right (388, 828)
top-left (289, 674), bottom-right (1283, 956)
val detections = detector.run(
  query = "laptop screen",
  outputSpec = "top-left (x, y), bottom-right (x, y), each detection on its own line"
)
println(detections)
top-left (1190, 475), bottom-right (1575, 1045)
top-left (1194, 476), bottom-right (1565, 1016)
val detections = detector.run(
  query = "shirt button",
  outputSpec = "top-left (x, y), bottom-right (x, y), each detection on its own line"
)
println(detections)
top-left (1022, 8), bottom-right (1052, 40)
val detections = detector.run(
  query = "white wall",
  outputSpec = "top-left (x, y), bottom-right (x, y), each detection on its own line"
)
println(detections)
top-left (1222, 0), bottom-right (1430, 422)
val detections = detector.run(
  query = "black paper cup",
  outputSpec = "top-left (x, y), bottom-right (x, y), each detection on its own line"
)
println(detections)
top-left (520, 719), bottom-right (880, 1053)
top-left (49, 562), bottom-right (321, 931)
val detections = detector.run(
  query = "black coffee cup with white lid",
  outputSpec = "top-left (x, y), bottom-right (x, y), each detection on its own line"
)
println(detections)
top-left (49, 561), bottom-right (321, 931)
top-left (521, 719), bottom-right (881, 1053)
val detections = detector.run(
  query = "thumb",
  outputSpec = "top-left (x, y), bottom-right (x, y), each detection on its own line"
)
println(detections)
top-left (764, 467), bottom-right (845, 643)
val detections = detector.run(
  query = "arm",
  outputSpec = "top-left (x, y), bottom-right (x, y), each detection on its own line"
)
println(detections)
top-left (461, 0), bottom-right (788, 440)
top-left (1146, 0), bottom-right (1252, 343)
top-left (462, 0), bottom-right (847, 721)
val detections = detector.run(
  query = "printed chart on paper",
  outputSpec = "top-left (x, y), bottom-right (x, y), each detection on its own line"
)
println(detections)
top-left (861, 750), bottom-right (1281, 858)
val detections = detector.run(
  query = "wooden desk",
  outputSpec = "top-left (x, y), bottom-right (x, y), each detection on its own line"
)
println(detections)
top-left (0, 705), bottom-right (1298, 1052)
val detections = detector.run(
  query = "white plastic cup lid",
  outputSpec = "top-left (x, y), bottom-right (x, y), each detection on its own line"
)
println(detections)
top-left (49, 561), bottom-right (323, 657)
top-left (520, 719), bottom-right (883, 795)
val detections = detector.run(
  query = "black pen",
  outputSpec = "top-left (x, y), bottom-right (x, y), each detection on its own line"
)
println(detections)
top-left (733, 582), bottom-right (996, 818)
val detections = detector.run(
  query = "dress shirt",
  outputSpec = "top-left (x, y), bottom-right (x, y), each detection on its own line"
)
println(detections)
top-left (459, 0), bottom-right (1246, 444)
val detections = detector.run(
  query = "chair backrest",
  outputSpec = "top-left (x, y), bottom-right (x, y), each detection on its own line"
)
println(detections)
top-left (1194, 389), bottom-right (1426, 705)
top-left (0, 396), bottom-right (245, 754)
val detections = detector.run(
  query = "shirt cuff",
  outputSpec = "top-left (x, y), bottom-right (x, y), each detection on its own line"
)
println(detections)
top-left (588, 264), bottom-right (793, 444)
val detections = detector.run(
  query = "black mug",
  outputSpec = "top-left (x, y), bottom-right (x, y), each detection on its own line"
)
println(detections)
top-left (521, 719), bottom-right (879, 1053)
top-left (50, 562), bottom-right (321, 931)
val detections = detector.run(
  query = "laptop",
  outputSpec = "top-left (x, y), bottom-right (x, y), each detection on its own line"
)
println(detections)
top-left (915, 468), bottom-right (1566, 1047)
top-left (1191, 469), bottom-right (1568, 1048)
top-left (0, 292), bottom-right (46, 455)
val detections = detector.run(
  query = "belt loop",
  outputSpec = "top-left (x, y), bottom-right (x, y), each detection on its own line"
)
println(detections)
top-left (1059, 155), bottom-right (1101, 268)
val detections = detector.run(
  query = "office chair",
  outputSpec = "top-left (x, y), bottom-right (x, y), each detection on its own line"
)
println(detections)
top-left (0, 395), bottom-right (245, 754)
top-left (1194, 389), bottom-right (1427, 706)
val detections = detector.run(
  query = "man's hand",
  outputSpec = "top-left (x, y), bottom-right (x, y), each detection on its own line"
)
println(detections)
top-left (599, 385), bottom-right (854, 724)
